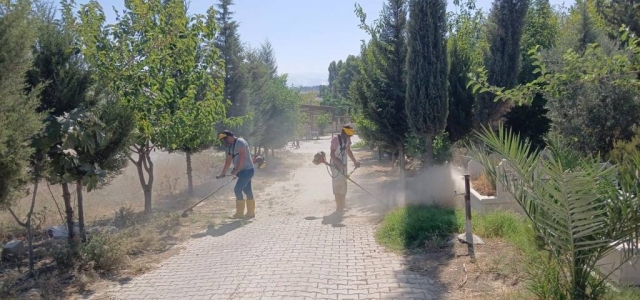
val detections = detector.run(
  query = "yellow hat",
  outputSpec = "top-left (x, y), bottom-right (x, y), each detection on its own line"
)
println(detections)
top-left (218, 130), bottom-right (234, 140)
top-left (342, 125), bottom-right (355, 136)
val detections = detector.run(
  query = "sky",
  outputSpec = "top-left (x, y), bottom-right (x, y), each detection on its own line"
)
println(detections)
top-left (75, 0), bottom-right (573, 86)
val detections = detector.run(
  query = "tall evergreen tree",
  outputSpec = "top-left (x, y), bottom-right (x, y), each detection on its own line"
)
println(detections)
top-left (475, 0), bottom-right (529, 126)
top-left (259, 39), bottom-right (278, 79)
top-left (353, 0), bottom-right (409, 170)
top-left (216, 0), bottom-right (247, 119)
top-left (446, 0), bottom-right (486, 142)
top-left (0, 0), bottom-right (43, 270)
top-left (405, 0), bottom-right (448, 165)
top-left (505, 0), bottom-right (557, 150)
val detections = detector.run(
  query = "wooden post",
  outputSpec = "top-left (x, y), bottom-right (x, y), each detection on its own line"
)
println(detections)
top-left (464, 174), bottom-right (476, 263)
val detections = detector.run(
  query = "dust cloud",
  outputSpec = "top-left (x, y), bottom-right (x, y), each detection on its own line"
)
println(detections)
top-left (403, 164), bottom-right (467, 208)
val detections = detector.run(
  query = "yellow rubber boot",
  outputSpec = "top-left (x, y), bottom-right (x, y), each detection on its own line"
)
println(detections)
top-left (232, 200), bottom-right (245, 219)
top-left (245, 200), bottom-right (255, 219)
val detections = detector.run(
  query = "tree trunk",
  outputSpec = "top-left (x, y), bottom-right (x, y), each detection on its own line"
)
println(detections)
top-left (399, 146), bottom-right (406, 182)
top-left (131, 144), bottom-right (154, 214)
top-left (61, 182), bottom-right (74, 244)
top-left (76, 180), bottom-right (86, 243)
top-left (26, 179), bottom-right (39, 272)
top-left (186, 151), bottom-right (194, 197)
top-left (424, 134), bottom-right (434, 167)
top-left (271, 148), bottom-right (274, 157)
top-left (398, 146), bottom-right (407, 203)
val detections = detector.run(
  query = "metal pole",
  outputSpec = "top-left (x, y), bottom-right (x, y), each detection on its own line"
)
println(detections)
top-left (464, 174), bottom-right (476, 262)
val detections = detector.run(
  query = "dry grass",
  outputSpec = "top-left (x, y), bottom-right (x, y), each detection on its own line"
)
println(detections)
top-left (471, 173), bottom-right (496, 196)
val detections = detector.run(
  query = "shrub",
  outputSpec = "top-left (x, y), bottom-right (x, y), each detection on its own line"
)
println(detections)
top-left (79, 233), bottom-right (129, 273)
top-left (405, 132), bottom-right (452, 165)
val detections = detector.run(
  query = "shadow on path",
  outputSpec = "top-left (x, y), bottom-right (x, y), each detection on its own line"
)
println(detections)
top-left (190, 220), bottom-right (252, 239)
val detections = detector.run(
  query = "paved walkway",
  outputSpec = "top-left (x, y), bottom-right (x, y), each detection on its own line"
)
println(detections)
top-left (95, 139), bottom-right (439, 300)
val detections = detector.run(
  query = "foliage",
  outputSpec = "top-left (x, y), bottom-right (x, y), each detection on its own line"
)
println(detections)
top-left (352, 0), bottom-right (409, 155)
top-left (327, 55), bottom-right (360, 101)
top-left (446, 0), bottom-right (487, 143)
top-left (469, 124), bottom-right (640, 299)
top-left (315, 113), bottom-right (331, 135)
top-left (405, 132), bottom-right (452, 165)
top-left (216, 0), bottom-right (248, 120)
top-left (609, 127), bottom-right (640, 165)
top-left (84, 101), bottom-right (135, 187)
top-left (255, 75), bottom-right (302, 150)
top-left (504, 0), bottom-right (557, 151)
top-left (475, 0), bottom-right (530, 126)
top-left (594, 0), bottom-right (640, 40)
top-left (0, 0), bottom-right (43, 208)
top-left (259, 39), bottom-right (278, 79)
top-left (68, 0), bottom-right (228, 212)
top-left (405, 0), bottom-right (448, 164)
top-left (470, 29), bottom-right (640, 155)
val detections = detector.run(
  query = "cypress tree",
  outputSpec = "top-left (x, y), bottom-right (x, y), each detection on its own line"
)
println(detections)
top-left (505, 0), bottom-right (556, 150)
top-left (475, 0), bottom-right (529, 126)
top-left (405, 0), bottom-right (448, 165)
top-left (216, 0), bottom-right (247, 119)
top-left (259, 39), bottom-right (278, 79)
top-left (353, 0), bottom-right (409, 170)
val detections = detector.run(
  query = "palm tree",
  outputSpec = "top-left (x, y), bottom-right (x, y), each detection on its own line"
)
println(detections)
top-left (469, 124), bottom-right (640, 299)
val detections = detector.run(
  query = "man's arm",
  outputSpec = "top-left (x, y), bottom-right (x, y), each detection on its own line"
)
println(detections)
top-left (347, 145), bottom-right (360, 168)
top-left (221, 154), bottom-right (232, 177)
top-left (232, 147), bottom-right (246, 176)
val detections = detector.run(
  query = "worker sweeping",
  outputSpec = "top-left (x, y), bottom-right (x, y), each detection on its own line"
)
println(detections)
top-left (330, 124), bottom-right (360, 211)
top-left (218, 130), bottom-right (256, 219)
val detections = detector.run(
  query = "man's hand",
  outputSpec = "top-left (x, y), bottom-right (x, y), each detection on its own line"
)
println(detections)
top-left (354, 161), bottom-right (361, 168)
top-left (217, 173), bottom-right (226, 179)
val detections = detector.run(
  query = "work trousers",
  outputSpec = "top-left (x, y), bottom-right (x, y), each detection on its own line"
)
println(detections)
top-left (234, 168), bottom-right (254, 200)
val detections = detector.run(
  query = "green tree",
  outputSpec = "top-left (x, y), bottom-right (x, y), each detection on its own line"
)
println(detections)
top-left (475, 0), bottom-right (529, 126)
top-left (74, 101), bottom-right (134, 242)
top-left (470, 29), bottom-right (640, 155)
top-left (256, 75), bottom-right (301, 155)
top-left (259, 39), bottom-right (278, 79)
top-left (405, 0), bottom-right (448, 165)
top-left (595, 0), bottom-right (640, 38)
top-left (446, 0), bottom-right (487, 142)
top-left (39, 109), bottom-right (105, 244)
top-left (353, 0), bottom-right (409, 172)
top-left (315, 113), bottom-right (331, 135)
top-left (68, 0), bottom-right (227, 213)
top-left (153, 4), bottom-right (226, 198)
top-left (0, 0), bottom-right (44, 272)
top-left (242, 46), bottom-right (272, 151)
top-left (216, 0), bottom-right (248, 120)
top-left (504, 0), bottom-right (558, 150)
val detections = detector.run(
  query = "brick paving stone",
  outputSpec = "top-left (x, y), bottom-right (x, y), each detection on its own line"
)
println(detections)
top-left (92, 148), bottom-right (439, 300)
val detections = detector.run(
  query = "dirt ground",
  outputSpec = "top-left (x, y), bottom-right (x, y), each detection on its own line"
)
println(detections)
top-left (2, 137), bottom-right (532, 299)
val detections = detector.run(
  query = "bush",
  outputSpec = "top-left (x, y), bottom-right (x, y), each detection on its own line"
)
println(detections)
top-left (351, 140), bottom-right (366, 149)
top-left (405, 132), bottom-right (452, 165)
top-left (80, 233), bottom-right (129, 273)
